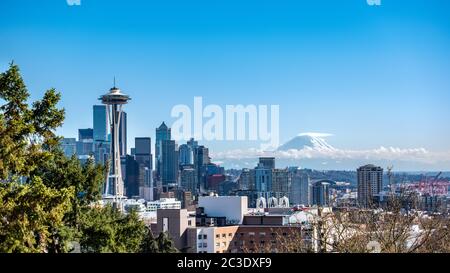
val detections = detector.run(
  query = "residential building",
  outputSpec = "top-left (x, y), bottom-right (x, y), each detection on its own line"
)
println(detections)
top-left (357, 164), bottom-right (383, 207)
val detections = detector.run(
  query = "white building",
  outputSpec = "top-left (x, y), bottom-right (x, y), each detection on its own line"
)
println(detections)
top-left (198, 196), bottom-right (248, 225)
top-left (147, 198), bottom-right (181, 212)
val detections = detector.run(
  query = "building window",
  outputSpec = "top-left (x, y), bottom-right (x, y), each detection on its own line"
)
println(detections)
top-left (249, 232), bottom-right (255, 236)
top-left (216, 234), bottom-right (220, 239)
top-left (198, 243), bottom-right (203, 248)
top-left (216, 243), bottom-right (220, 247)
top-left (188, 220), bottom-right (192, 226)
top-left (203, 243), bottom-right (208, 248)
top-left (198, 235), bottom-right (202, 240)
top-left (228, 233), bottom-right (233, 237)
top-left (259, 232), bottom-right (266, 237)
top-left (222, 234), bottom-right (226, 238)
top-left (203, 235), bottom-right (208, 240)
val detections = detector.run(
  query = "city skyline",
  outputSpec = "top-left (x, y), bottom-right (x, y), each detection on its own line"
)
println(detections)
top-left (1, 0), bottom-right (450, 171)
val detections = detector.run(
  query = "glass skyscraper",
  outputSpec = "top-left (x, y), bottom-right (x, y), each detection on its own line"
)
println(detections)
top-left (161, 140), bottom-right (178, 187)
top-left (119, 111), bottom-right (127, 156)
top-left (93, 105), bottom-right (108, 142)
top-left (155, 122), bottom-right (171, 180)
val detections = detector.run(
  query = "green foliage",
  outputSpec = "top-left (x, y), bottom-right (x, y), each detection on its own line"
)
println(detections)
top-left (78, 206), bottom-right (146, 253)
top-left (153, 232), bottom-right (179, 253)
top-left (0, 63), bottom-right (65, 181)
top-left (0, 178), bottom-right (74, 253)
top-left (140, 228), bottom-right (179, 253)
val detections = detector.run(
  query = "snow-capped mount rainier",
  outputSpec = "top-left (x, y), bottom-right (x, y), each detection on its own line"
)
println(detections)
top-left (277, 133), bottom-right (336, 152)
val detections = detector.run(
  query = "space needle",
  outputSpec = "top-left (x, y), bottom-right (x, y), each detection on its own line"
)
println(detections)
top-left (100, 81), bottom-right (131, 206)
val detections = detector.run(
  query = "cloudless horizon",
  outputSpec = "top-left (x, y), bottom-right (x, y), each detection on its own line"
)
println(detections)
top-left (1, 0), bottom-right (449, 170)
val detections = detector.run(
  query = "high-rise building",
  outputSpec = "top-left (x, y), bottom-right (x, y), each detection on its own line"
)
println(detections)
top-left (156, 122), bottom-right (171, 180)
top-left (135, 137), bottom-right (152, 171)
top-left (255, 163), bottom-right (272, 193)
top-left (76, 140), bottom-right (94, 156)
top-left (60, 138), bottom-right (77, 157)
top-left (259, 157), bottom-right (275, 170)
top-left (77, 128), bottom-right (94, 157)
top-left (187, 138), bottom-right (198, 149)
top-left (119, 111), bottom-right (127, 156)
top-left (290, 171), bottom-right (310, 206)
top-left (93, 105), bottom-right (108, 142)
top-left (179, 144), bottom-right (194, 166)
top-left (357, 164), bottom-right (383, 207)
top-left (272, 168), bottom-right (290, 197)
top-left (78, 128), bottom-right (94, 141)
top-left (93, 105), bottom-right (111, 165)
top-left (94, 140), bottom-right (110, 165)
top-left (161, 140), bottom-right (178, 187)
top-left (134, 137), bottom-right (153, 198)
top-left (194, 146), bottom-right (210, 193)
top-left (181, 167), bottom-right (197, 194)
top-left (238, 168), bottom-right (255, 191)
top-left (124, 155), bottom-right (139, 198)
top-left (311, 181), bottom-right (330, 206)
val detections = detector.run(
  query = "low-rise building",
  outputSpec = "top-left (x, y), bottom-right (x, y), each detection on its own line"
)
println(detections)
top-left (147, 198), bottom-right (181, 212)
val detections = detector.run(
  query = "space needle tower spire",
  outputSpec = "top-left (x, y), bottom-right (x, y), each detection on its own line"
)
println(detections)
top-left (100, 80), bottom-right (131, 203)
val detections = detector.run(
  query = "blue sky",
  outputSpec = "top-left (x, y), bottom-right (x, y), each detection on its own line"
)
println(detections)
top-left (1, 0), bottom-right (450, 166)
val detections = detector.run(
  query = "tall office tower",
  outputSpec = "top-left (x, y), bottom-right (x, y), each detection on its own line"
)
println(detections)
top-left (272, 168), bottom-right (290, 198)
top-left (193, 145), bottom-right (211, 193)
top-left (140, 167), bottom-right (153, 201)
top-left (179, 144), bottom-right (194, 166)
top-left (94, 141), bottom-right (110, 165)
top-left (311, 181), bottom-right (330, 206)
top-left (124, 155), bottom-right (140, 198)
top-left (99, 84), bottom-right (131, 199)
top-left (290, 171), bottom-right (310, 206)
top-left (76, 141), bottom-right (94, 156)
top-left (357, 164), bottom-right (383, 207)
top-left (77, 128), bottom-right (94, 156)
top-left (255, 163), bottom-right (272, 193)
top-left (135, 137), bottom-right (152, 171)
top-left (78, 128), bottom-right (94, 141)
top-left (60, 138), bottom-right (77, 157)
top-left (161, 140), bottom-right (179, 187)
top-left (93, 105), bottom-right (108, 142)
top-left (155, 122), bottom-right (171, 180)
top-left (180, 167), bottom-right (197, 195)
top-left (135, 137), bottom-right (153, 199)
top-left (119, 111), bottom-right (127, 156)
top-left (238, 168), bottom-right (256, 191)
top-left (179, 138), bottom-right (199, 167)
top-left (259, 157), bottom-right (275, 170)
top-left (187, 138), bottom-right (198, 149)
